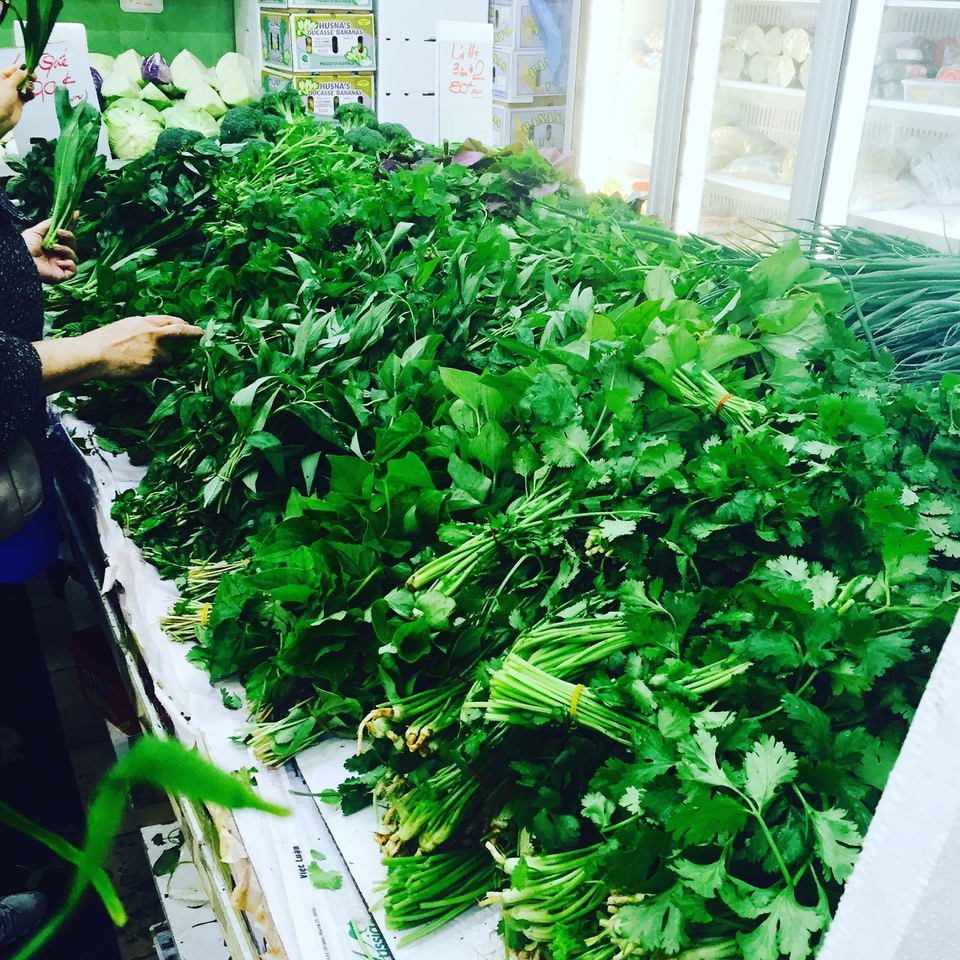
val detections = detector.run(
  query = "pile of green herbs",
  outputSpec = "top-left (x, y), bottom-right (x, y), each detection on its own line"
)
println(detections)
top-left (25, 113), bottom-right (960, 960)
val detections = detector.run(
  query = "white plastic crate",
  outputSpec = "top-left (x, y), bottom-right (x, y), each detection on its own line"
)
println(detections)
top-left (492, 46), bottom-right (566, 102)
top-left (491, 99), bottom-right (566, 148)
top-left (489, 0), bottom-right (543, 51)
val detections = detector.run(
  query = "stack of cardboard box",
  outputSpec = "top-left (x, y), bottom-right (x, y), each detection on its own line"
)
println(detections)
top-left (489, 0), bottom-right (569, 150)
top-left (259, 0), bottom-right (376, 119)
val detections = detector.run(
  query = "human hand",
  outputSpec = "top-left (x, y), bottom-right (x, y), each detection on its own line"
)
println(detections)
top-left (22, 216), bottom-right (79, 283)
top-left (82, 314), bottom-right (204, 380)
top-left (0, 63), bottom-right (34, 138)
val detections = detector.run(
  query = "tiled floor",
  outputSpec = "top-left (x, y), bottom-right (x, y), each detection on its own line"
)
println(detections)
top-left (1, 573), bottom-right (172, 960)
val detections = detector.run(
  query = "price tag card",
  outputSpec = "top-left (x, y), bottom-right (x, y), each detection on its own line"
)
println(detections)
top-left (6, 22), bottom-right (109, 157)
top-left (436, 19), bottom-right (493, 146)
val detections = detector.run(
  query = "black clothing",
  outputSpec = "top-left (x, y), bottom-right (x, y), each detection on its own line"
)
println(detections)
top-left (0, 191), bottom-right (44, 467)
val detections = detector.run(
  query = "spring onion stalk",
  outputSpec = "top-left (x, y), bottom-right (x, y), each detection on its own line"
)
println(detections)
top-left (159, 598), bottom-right (211, 642)
top-left (182, 557), bottom-right (250, 602)
top-left (480, 654), bottom-right (642, 745)
top-left (378, 848), bottom-right (497, 944)
top-left (13, 0), bottom-right (64, 92)
top-left (377, 747), bottom-right (507, 857)
top-left (43, 86), bottom-right (102, 248)
top-left (512, 614), bottom-right (637, 677)
top-left (482, 842), bottom-right (608, 945)
top-left (246, 703), bottom-right (324, 765)
top-left (407, 482), bottom-right (650, 598)
top-left (358, 678), bottom-right (471, 754)
top-left (476, 654), bottom-right (748, 745)
top-left (665, 367), bottom-right (766, 430)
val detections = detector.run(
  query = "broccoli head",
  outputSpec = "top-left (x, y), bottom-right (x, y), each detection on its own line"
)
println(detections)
top-left (153, 127), bottom-right (204, 156)
top-left (376, 121), bottom-right (414, 152)
top-left (219, 105), bottom-right (263, 144)
top-left (259, 113), bottom-right (286, 139)
top-left (334, 101), bottom-right (378, 132)
top-left (343, 127), bottom-right (388, 153)
top-left (259, 86), bottom-right (304, 124)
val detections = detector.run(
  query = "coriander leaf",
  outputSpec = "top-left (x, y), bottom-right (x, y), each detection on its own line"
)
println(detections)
top-left (615, 882), bottom-right (711, 954)
top-left (743, 737), bottom-right (797, 812)
top-left (810, 806), bottom-right (862, 883)
top-left (737, 886), bottom-right (827, 960)
top-left (678, 728), bottom-right (737, 792)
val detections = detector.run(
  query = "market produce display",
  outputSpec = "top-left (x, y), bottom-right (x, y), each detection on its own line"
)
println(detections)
top-left (20, 100), bottom-right (960, 959)
top-left (91, 48), bottom-right (260, 158)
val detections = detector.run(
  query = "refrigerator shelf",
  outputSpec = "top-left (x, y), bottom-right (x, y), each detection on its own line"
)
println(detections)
top-left (883, 1), bottom-right (960, 10)
top-left (706, 172), bottom-right (792, 201)
top-left (849, 204), bottom-right (960, 252)
top-left (718, 79), bottom-right (807, 99)
top-left (867, 97), bottom-right (960, 121)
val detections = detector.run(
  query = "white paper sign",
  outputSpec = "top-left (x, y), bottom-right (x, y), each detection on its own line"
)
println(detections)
top-left (120, 0), bottom-right (164, 11)
top-left (436, 19), bottom-right (493, 146)
top-left (7, 22), bottom-right (108, 157)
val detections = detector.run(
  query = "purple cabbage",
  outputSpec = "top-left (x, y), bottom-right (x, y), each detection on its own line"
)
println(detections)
top-left (90, 67), bottom-right (105, 109)
top-left (142, 52), bottom-right (172, 86)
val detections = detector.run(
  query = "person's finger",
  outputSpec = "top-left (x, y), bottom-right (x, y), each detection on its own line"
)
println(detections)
top-left (48, 244), bottom-right (78, 262)
top-left (0, 61), bottom-right (20, 79)
top-left (159, 323), bottom-right (204, 339)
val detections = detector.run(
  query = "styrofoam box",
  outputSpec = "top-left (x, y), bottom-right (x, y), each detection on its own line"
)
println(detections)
top-left (491, 98), bottom-right (566, 148)
top-left (377, 91), bottom-right (438, 144)
top-left (491, 45), bottom-right (566, 101)
top-left (378, 0), bottom-right (487, 41)
top-left (378, 38), bottom-right (437, 94)
top-left (489, 0), bottom-right (543, 51)
top-left (902, 78), bottom-right (960, 107)
top-left (260, 9), bottom-right (376, 73)
top-left (262, 68), bottom-right (375, 117)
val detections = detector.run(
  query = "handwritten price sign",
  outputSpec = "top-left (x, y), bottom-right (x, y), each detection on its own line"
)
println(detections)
top-left (4, 23), bottom-right (107, 158)
top-left (437, 20), bottom-right (493, 145)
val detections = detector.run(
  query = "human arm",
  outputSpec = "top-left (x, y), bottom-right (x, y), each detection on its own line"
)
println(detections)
top-left (32, 315), bottom-right (204, 393)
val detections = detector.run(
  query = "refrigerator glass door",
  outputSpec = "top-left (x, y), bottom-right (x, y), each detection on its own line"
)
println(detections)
top-left (572, 0), bottom-right (671, 203)
top-left (679, 0), bottom-right (831, 245)
top-left (830, 1), bottom-right (960, 252)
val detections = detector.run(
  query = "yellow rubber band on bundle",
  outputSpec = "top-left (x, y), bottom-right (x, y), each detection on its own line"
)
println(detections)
top-left (569, 683), bottom-right (586, 720)
top-left (200, 603), bottom-right (212, 627)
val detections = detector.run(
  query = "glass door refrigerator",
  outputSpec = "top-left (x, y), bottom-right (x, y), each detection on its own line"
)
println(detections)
top-left (669, 0), bottom-right (851, 245)
top-left (822, 1), bottom-right (960, 252)
top-left (566, 0), bottom-right (696, 222)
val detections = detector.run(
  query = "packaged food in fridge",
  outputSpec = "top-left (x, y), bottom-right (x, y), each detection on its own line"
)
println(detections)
top-left (724, 152), bottom-right (785, 183)
top-left (767, 55), bottom-right (796, 87)
top-left (781, 27), bottom-right (811, 63)
top-left (711, 124), bottom-right (775, 155)
top-left (780, 147), bottom-right (797, 184)
top-left (747, 54), bottom-right (771, 83)
top-left (911, 140), bottom-right (960, 204)
top-left (902, 78), bottom-right (960, 106)
top-left (762, 26), bottom-right (783, 57)
top-left (737, 24), bottom-right (764, 57)
top-left (933, 37), bottom-right (960, 69)
top-left (848, 175), bottom-right (921, 213)
top-left (799, 57), bottom-right (812, 89)
top-left (720, 47), bottom-right (746, 81)
top-left (935, 67), bottom-right (960, 82)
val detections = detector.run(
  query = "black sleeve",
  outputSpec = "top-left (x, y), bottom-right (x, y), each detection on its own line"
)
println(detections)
top-left (0, 330), bottom-right (43, 464)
